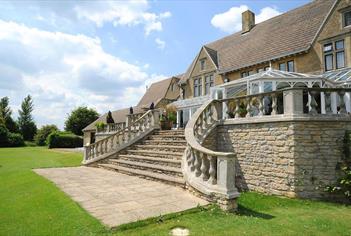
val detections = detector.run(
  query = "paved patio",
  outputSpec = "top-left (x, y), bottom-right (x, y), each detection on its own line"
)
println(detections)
top-left (34, 166), bottom-right (208, 227)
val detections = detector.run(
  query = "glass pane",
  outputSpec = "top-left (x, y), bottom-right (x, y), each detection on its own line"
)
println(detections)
top-left (344, 11), bottom-right (351, 27)
top-left (248, 70), bottom-right (254, 76)
top-left (279, 63), bottom-right (286, 71)
top-left (257, 68), bottom-right (264, 73)
top-left (264, 66), bottom-right (270, 71)
top-left (325, 54), bottom-right (333, 71)
top-left (210, 75), bottom-right (214, 82)
top-left (198, 84), bottom-right (202, 96)
top-left (324, 43), bottom-right (333, 52)
top-left (336, 51), bottom-right (345, 69)
top-left (287, 61), bottom-right (294, 72)
top-left (336, 40), bottom-right (344, 50)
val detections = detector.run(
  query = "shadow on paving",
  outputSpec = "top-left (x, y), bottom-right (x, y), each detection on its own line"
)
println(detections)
top-left (236, 204), bottom-right (274, 219)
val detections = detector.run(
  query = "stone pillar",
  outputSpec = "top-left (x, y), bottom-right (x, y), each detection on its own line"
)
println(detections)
top-left (216, 155), bottom-right (240, 211)
top-left (283, 89), bottom-right (304, 115)
top-left (176, 110), bottom-right (181, 128)
top-left (320, 92), bottom-right (326, 114)
top-left (331, 92), bottom-right (338, 114)
top-left (151, 110), bottom-right (160, 128)
top-left (345, 92), bottom-right (351, 113)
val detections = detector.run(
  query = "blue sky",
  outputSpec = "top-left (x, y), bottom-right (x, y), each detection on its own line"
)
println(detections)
top-left (0, 0), bottom-right (309, 128)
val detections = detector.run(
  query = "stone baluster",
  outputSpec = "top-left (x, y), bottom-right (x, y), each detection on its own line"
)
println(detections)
top-left (194, 151), bottom-right (202, 177)
top-left (271, 93), bottom-right (277, 115)
top-left (246, 97), bottom-right (251, 118)
top-left (200, 154), bottom-right (208, 181)
top-left (338, 90), bottom-right (347, 114)
top-left (324, 91), bottom-right (332, 114)
top-left (308, 90), bottom-right (318, 114)
top-left (208, 156), bottom-right (217, 184)
top-left (258, 95), bottom-right (264, 116)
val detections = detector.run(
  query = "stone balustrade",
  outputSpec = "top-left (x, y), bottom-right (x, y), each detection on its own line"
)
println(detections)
top-left (183, 87), bottom-right (351, 210)
top-left (83, 109), bottom-right (160, 165)
top-left (96, 122), bottom-right (126, 134)
top-left (183, 100), bottom-right (240, 211)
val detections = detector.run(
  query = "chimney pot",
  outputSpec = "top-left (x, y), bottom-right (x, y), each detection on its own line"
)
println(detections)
top-left (242, 10), bottom-right (255, 33)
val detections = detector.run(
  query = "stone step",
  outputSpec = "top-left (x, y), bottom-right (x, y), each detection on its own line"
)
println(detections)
top-left (148, 135), bottom-right (186, 141)
top-left (113, 154), bottom-right (181, 168)
top-left (98, 164), bottom-right (185, 187)
top-left (142, 140), bottom-right (187, 145)
top-left (126, 149), bottom-right (183, 159)
top-left (133, 144), bottom-right (186, 152)
top-left (154, 130), bottom-right (185, 135)
top-left (109, 159), bottom-right (183, 177)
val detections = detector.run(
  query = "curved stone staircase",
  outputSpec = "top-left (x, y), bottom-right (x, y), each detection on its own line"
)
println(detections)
top-left (98, 129), bottom-right (186, 187)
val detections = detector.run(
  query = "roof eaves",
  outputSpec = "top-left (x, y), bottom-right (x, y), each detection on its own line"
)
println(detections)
top-left (218, 48), bottom-right (309, 75)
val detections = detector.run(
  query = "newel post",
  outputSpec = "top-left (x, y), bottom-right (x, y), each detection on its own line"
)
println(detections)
top-left (83, 146), bottom-right (89, 162)
top-left (283, 89), bottom-right (304, 115)
top-left (217, 155), bottom-right (239, 198)
top-left (152, 110), bottom-right (160, 128)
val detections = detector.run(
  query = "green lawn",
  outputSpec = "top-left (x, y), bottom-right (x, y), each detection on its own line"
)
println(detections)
top-left (0, 147), bottom-right (350, 236)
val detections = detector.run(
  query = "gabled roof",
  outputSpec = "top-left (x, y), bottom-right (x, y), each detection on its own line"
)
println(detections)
top-left (137, 76), bottom-right (180, 107)
top-left (180, 0), bottom-right (336, 83)
top-left (82, 106), bottom-right (144, 131)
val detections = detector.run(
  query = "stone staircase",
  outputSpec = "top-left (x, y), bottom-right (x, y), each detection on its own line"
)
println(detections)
top-left (98, 129), bottom-right (186, 187)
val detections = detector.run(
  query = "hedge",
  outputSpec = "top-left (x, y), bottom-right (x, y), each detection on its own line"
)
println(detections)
top-left (0, 124), bottom-right (25, 147)
top-left (47, 131), bottom-right (83, 148)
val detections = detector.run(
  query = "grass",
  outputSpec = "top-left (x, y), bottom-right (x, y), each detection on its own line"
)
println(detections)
top-left (0, 147), bottom-right (350, 236)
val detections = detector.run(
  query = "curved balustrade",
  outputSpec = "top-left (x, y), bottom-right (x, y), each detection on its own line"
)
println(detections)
top-left (83, 109), bottom-right (160, 165)
top-left (183, 100), bottom-right (240, 203)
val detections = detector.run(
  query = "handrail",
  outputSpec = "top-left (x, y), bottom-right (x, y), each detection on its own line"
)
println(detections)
top-left (83, 109), bottom-right (160, 165)
top-left (185, 100), bottom-right (233, 157)
top-left (183, 99), bottom-right (239, 205)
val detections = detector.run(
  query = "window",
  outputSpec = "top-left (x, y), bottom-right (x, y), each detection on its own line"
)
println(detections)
top-left (323, 40), bottom-right (345, 71)
top-left (257, 68), bottom-right (264, 73)
top-left (200, 59), bottom-right (206, 71)
top-left (264, 66), bottom-right (270, 71)
top-left (241, 72), bottom-right (248, 78)
top-left (325, 54), bottom-right (334, 71)
top-left (248, 70), bottom-right (254, 76)
top-left (287, 61), bottom-right (294, 72)
top-left (194, 78), bottom-right (199, 97)
top-left (343, 11), bottom-right (351, 27)
top-left (205, 74), bottom-right (214, 95)
top-left (279, 63), bottom-right (286, 71)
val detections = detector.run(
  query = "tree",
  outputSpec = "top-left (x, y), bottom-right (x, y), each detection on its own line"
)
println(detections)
top-left (0, 97), bottom-right (18, 133)
top-left (18, 95), bottom-right (37, 141)
top-left (34, 124), bottom-right (59, 146)
top-left (106, 111), bottom-right (115, 124)
top-left (65, 106), bottom-right (99, 136)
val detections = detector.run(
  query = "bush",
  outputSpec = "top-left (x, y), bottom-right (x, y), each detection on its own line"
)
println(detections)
top-left (47, 131), bottom-right (83, 149)
top-left (34, 125), bottom-right (58, 146)
top-left (0, 123), bottom-right (24, 147)
top-left (0, 124), bottom-right (9, 147)
top-left (7, 132), bottom-right (25, 147)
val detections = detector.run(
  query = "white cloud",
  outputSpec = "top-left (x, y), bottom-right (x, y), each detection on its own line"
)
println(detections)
top-left (0, 20), bottom-right (166, 128)
top-left (211, 5), bottom-right (281, 33)
top-left (155, 38), bottom-right (166, 49)
top-left (74, 1), bottom-right (171, 35)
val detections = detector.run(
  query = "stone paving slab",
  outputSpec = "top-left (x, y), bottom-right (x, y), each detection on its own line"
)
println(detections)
top-left (34, 166), bottom-right (208, 227)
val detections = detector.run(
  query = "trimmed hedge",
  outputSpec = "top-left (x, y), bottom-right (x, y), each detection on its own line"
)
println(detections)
top-left (47, 131), bottom-right (83, 148)
top-left (0, 124), bottom-right (25, 147)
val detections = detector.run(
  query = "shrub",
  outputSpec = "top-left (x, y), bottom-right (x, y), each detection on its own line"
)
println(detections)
top-left (65, 106), bottom-right (99, 136)
top-left (47, 131), bottom-right (83, 148)
top-left (34, 125), bottom-right (58, 146)
top-left (0, 124), bottom-right (9, 147)
top-left (7, 133), bottom-right (25, 147)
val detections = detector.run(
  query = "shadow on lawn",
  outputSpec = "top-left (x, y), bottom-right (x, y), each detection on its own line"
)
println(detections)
top-left (236, 204), bottom-right (274, 219)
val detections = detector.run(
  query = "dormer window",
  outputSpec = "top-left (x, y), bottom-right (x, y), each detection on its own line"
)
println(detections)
top-left (343, 11), bottom-right (351, 27)
top-left (200, 59), bottom-right (206, 71)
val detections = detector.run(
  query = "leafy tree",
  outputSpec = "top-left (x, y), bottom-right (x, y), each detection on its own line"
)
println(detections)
top-left (0, 97), bottom-right (19, 133)
top-left (65, 106), bottom-right (99, 136)
top-left (106, 111), bottom-right (115, 124)
top-left (18, 95), bottom-right (37, 141)
top-left (34, 124), bottom-right (59, 146)
top-left (0, 123), bottom-right (8, 147)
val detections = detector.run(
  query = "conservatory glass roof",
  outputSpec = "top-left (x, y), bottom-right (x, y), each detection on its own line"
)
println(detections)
top-left (323, 67), bottom-right (351, 85)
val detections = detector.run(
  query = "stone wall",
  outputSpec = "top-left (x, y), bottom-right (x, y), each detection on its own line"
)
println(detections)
top-left (209, 119), bottom-right (351, 199)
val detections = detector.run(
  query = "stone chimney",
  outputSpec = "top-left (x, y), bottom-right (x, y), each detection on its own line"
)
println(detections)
top-left (242, 10), bottom-right (255, 33)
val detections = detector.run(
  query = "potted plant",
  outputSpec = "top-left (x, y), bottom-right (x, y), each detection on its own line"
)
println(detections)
top-left (160, 105), bottom-right (177, 130)
top-left (95, 122), bottom-right (106, 132)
